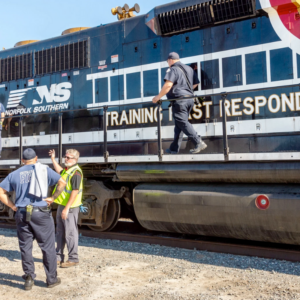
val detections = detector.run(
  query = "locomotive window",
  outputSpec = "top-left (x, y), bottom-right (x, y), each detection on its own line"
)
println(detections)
top-left (96, 78), bottom-right (108, 103)
top-left (297, 54), bottom-right (300, 79)
top-left (161, 67), bottom-right (169, 88)
top-left (143, 70), bottom-right (159, 97)
top-left (126, 72), bottom-right (141, 100)
top-left (0, 53), bottom-right (32, 83)
top-left (270, 48), bottom-right (293, 82)
top-left (188, 63), bottom-right (199, 91)
top-left (246, 52), bottom-right (267, 85)
top-left (34, 40), bottom-right (89, 76)
top-left (222, 55), bottom-right (243, 88)
top-left (201, 59), bottom-right (219, 90)
top-left (111, 75), bottom-right (124, 101)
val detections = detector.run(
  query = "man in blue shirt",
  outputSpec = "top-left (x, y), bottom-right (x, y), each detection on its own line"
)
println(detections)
top-left (152, 52), bottom-right (207, 154)
top-left (0, 148), bottom-right (66, 290)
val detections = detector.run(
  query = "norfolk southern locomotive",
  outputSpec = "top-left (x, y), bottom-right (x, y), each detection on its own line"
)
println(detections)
top-left (1, 0), bottom-right (300, 245)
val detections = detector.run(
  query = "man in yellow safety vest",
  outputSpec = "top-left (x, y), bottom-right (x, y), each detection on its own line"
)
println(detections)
top-left (49, 149), bottom-right (83, 268)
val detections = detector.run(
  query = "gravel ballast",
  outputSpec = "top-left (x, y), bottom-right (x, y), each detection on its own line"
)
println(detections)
top-left (0, 228), bottom-right (300, 300)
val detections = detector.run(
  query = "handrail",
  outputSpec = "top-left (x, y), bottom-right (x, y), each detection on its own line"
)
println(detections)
top-left (221, 94), bottom-right (229, 161)
top-left (19, 117), bottom-right (23, 165)
top-left (103, 106), bottom-right (109, 162)
top-left (58, 113), bottom-right (63, 165)
top-left (157, 103), bottom-right (163, 160)
top-left (5, 82), bottom-right (300, 163)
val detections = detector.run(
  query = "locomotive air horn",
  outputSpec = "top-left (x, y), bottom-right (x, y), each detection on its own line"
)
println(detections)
top-left (122, 4), bottom-right (130, 12)
top-left (129, 4), bottom-right (140, 13)
top-left (120, 4), bottom-right (130, 19)
top-left (111, 6), bottom-right (123, 15)
top-left (111, 6), bottom-right (125, 20)
top-left (127, 4), bottom-right (140, 18)
top-left (112, 3), bottom-right (140, 20)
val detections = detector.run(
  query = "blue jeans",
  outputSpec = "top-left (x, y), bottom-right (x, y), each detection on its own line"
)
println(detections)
top-left (169, 99), bottom-right (200, 153)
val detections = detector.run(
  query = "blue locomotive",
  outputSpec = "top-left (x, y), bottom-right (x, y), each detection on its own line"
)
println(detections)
top-left (0, 0), bottom-right (300, 244)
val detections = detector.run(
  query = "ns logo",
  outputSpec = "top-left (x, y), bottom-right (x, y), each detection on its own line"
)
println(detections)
top-left (7, 82), bottom-right (72, 109)
top-left (33, 82), bottom-right (72, 105)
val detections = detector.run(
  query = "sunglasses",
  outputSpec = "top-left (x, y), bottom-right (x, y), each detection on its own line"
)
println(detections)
top-left (64, 156), bottom-right (74, 160)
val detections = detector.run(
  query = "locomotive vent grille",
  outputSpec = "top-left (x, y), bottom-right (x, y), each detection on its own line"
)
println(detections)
top-left (0, 53), bottom-right (32, 83)
top-left (158, 0), bottom-right (255, 36)
top-left (35, 39), bottom-right (89, 76)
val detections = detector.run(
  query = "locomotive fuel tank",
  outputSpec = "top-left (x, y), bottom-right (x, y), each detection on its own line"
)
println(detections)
top-left (116, 162), bottom-right (300, 184)
top-left (133, 183), bottom-right (300, 245)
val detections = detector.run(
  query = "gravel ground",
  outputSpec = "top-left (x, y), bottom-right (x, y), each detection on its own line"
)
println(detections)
top-left (0, 228), bottom-right (300, 300)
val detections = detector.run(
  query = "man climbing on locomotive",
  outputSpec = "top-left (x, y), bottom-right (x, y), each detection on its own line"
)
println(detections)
top-left (152, 52), bottom-right (207, 154)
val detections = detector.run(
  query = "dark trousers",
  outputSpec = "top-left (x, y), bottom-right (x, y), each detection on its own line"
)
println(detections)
top-left (169, 99), bottom-right (200, 153)
top-left (56, 205), bottom-right (80, 263)
top-left (15, 209), bottom-right (57, 285)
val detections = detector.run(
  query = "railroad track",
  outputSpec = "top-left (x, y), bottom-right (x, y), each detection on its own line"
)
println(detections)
top-left (1, 221), bottom-right (300, 263)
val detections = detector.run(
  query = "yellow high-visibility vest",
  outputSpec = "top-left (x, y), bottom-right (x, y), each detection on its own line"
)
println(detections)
top-left (53, 164), bottom-right (83, 208)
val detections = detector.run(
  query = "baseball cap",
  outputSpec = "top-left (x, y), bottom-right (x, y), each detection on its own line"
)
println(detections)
top-left (23, 148), bottom-right (37, 160)
top-left (167, 52), bottom-right (180, 60)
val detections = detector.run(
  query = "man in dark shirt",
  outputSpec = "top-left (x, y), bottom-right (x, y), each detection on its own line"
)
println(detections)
top-left (49, 149), bottom-right (83, 268)
top-left (0, 148), bottom-right (66, 290)
top-left (152, 52), bottom-right (207, 154)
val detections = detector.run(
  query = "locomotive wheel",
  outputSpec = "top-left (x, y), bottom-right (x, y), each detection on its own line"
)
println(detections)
top-left (88, 199), bottom-right (121, 232)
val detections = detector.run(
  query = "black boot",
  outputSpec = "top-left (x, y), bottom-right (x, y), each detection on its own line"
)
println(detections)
top-left (24, 274), bottom-right (34, 291)
top-left (47, 277), bottom-right (61, 288)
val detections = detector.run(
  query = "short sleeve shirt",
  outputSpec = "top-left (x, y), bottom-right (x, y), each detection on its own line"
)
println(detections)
top-left (0, 164), bottom-right (61, 207)
top-left (164, 62), bottom-right (200, 99)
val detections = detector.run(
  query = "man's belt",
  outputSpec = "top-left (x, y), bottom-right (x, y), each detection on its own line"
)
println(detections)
top-left (18, 206), bottom-right (51, 213)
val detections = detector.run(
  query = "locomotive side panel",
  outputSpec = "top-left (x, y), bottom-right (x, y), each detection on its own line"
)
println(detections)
top-left (1, 5), bottom-right (299, 163)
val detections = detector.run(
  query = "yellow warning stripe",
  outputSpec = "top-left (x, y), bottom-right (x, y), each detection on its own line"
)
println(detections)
top-left (291, 0), bottom-right (300, 12)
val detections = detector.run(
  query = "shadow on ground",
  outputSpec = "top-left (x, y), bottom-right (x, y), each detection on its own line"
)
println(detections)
top-left (0, 248), bottom-right (43, 263)
top-left (0, 273), bottom-right (46, 289)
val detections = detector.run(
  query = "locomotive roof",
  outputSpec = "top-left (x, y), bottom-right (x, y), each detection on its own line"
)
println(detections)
top-left (0, 0), bottom-right (261, 56)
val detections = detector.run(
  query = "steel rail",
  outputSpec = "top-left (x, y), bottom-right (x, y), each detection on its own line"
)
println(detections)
top-left (79, 230), bottom-right (300, 262)
top-left (1, 222), bottom-right (299, 262)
